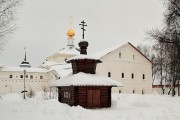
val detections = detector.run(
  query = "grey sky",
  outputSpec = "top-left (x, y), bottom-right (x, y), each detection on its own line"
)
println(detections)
top-left (0, 0), bottom-right (164, 67)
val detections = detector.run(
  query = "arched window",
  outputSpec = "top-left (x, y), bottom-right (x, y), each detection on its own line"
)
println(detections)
top-left (9, 75), bottom-right (13, 78)
top-left (108, 72), bottom-right (111, 77)
top-left (132, 73), bottom-right (134, 79)
top-left (143, 74), bottom-right (145, 79)
top-left (122, 73), bottom-right (124, 78)
top-left (30, 75), bottom-right (33, 79)
top-left (40, 76), bottom-right (43, 79)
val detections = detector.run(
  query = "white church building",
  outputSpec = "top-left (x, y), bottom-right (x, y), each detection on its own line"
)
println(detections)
top-left (0, 27), bottom-right (153, 94)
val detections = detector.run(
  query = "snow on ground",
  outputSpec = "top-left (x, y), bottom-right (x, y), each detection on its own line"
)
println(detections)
top-left (0, 93), bottom-right (180, 120)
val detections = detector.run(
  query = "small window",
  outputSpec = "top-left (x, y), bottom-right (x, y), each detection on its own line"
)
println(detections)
top-left (26, 75), bottom-right (28, 78)
top-left (64, 91), bottom-right (71, 99)
top-left (20, 75), bottom-right (23, 78)
top-left (9, 75), bottom-right (13, 78)
top-left (119, 90), bottom-right (121, 94)
top-left (40, 76), bottom-right (43, 79)
top-left (122, 73), bottom-right (124, 78)
top-left (143, 74), bottom-right (145, 79)
top-left (132, 73), bottom-right (134, 79)
top-left (119, 52), bottom-right (121, 59)
top-left (30, 75), bottom-right (33, 79)
top-left (108, 72), bottom-right (111, 77)
top-left (142, 90), bottom-right (144, 95)
top-left (133, 55), bottom-right (135, 60)
top-left (133, 90), bottom-right (135, 94)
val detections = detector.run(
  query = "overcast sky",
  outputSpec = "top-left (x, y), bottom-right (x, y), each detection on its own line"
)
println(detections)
top-left (0, 0), bottom-right (164, 67)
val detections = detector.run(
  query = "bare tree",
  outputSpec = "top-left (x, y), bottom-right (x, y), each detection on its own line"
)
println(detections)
top-left (137, 44), bottom-right (161, 84)
top-left (148, 0), bottom-right (180, 96)
top-left (0, 0), bottom-right (21, 51)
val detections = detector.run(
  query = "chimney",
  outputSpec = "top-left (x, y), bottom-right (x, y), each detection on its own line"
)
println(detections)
top-left (79, 41), bottom-right (88, 55)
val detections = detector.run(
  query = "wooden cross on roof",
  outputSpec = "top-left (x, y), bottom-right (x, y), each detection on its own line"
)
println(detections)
top-left (79, 20), bottom-right (87, 39)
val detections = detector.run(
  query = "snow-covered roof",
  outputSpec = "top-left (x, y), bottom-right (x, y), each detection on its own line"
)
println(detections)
top-left (92, 42), bottom-right (126, 59)
top-left (40, 61), bottom-right (63, 69)
top-left (67, 55), bottom-right (102, 62)
top-left (0, 66), bottom-right (47, 73)
top-left (40, 60), bottom-right (72, 77)
top-left (92, 42), bottom-right (152, 63)
top-left (51, 72), bottom-right (123, 87)
top-left (58, 45), bottom-right (80, 55)
top-left (49, 63), bottom-right (72, 77)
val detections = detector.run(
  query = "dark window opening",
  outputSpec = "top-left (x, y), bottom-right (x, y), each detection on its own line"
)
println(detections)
top-left (108, 72), bottom-right (111, 77)
top-left (143, 74), bottom-right (145, 79)
top-left (132, 73), bottom-right (134, 79)
top-left (9, 75), bottom-right (13, 78)
top-left (142, 90), bottom-right (144, 95)
top-left (133, 55), bottom-right (135, 60)
top-left (26, 75), bottom-right (28, 78)
top-left (30, 75), bottom-right (33, 79)
top-left (20, 75), bottom-right (23, 78)
top-left (119, 52), bottom-right (121, 59)
top-left (122, 73), bottom-right (124, 78)
top-left (133, 90), bottom-right (135, 94)
top-left (40, 76), bottom-right (43, 79)
top-left (119, 90), bottom-right (121, 94)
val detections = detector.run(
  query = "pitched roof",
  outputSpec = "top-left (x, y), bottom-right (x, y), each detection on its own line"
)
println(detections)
top-left (49, 63), bottom-right (72, 77)
top-left (92, 43), bottom-right (126, 59)
top-left (40, 60), bottom-right (72, 77)
top-left (92, 42), bottom-right (152, 63)
top-left (128, 42), bottom-right (152, 63)
top-left (51, 72), bottom-right (123, 87)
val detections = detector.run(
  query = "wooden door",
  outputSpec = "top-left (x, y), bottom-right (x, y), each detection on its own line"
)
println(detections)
top-left (87, 90), bottom-right (100, 108)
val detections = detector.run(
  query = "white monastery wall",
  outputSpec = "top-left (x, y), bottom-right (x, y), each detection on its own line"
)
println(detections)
top-left (0, 71), bottom-right (53, 93)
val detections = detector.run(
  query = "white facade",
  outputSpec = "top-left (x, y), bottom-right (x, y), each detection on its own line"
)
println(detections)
top-left (46, 53), bottom-right (76, 63)
top-left (96, 43), bottom-right (152, 94)
top-left (0, 66), bottom-right (54, 93)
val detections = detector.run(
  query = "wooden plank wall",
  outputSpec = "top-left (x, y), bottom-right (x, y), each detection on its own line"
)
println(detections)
top-left (71, 60), bottom-right (97, 74)
top-left (78, 87), bottom-right (87, 107)
top-left (59, 86), bottom-right (75, 106)
top-left (78, 86), bottom-right (112, 108)
top-left (100, 87), bottom-right (111, 107)
top-left (58, 86), bottom-right (112, 108)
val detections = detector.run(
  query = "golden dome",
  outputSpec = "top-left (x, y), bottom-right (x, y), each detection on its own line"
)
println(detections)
top-left (67, 28), bottom-right (75, 38)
